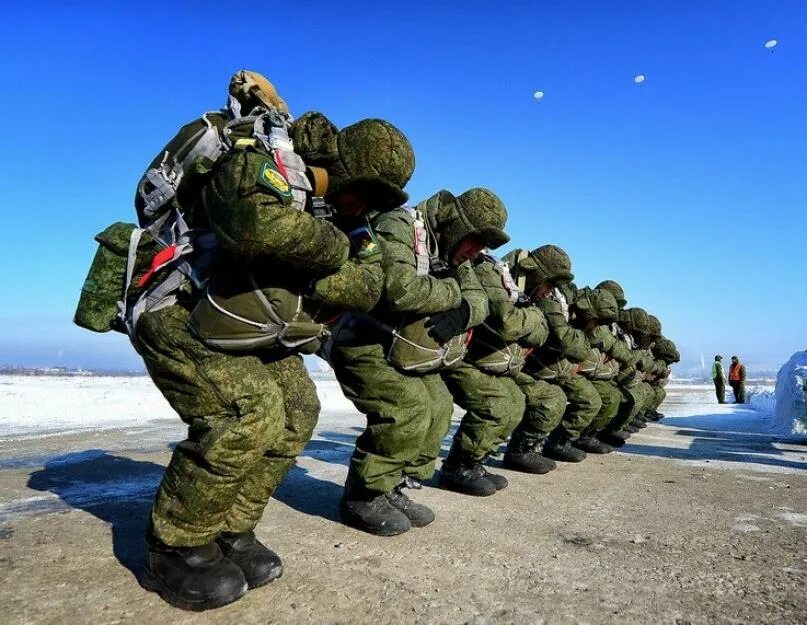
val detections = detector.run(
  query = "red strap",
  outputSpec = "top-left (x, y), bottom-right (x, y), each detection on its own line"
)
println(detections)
top-left (274, 151), bottom-right (289, 178)
top-left (137, 244), bottom-right (177, 288)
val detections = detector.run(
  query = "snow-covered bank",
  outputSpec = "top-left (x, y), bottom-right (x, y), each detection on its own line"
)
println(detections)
top-left (772, 351), bottom-right (807, 439)
top-left (0, 375), bottom-right (357, 438)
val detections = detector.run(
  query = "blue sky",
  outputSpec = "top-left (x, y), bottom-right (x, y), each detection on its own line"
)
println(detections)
top-left (0, 1), bottom-right (804, 373)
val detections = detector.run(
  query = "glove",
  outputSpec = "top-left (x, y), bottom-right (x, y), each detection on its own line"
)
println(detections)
top-left (429, 256), bottom-right (451, 277)
top-left (515, 292), bottom-right (532, 307)
top-left (425, 299), bottom-right (471, 343)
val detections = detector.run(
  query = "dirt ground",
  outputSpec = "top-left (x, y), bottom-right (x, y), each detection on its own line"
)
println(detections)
top-left (1, 389), bottom-right (805, 625)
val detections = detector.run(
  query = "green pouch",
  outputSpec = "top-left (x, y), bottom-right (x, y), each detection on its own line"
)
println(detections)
top-left (387, 316), bottom-right (470, 373)
top-left (465, 325), bottom-right (527, 375)
top-left (73, 222), bottom-right (137, 333)
top-left (525, 354), bottom-right (576, 381)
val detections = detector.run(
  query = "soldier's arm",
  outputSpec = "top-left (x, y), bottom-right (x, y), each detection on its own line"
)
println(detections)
top-left (312, 260), bottom-right (383, 313)
top-left (476, 262), bottom-right (548, 345)
top-left (204, 149), bottom-right (350, 273)
top-left (538, 298), bottom-right (590, 362)
top-left (374, 211), bottom-right (462, 314)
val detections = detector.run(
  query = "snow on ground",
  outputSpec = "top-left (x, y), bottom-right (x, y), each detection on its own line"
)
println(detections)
top-left (0, 375), bottom-right (357, 439)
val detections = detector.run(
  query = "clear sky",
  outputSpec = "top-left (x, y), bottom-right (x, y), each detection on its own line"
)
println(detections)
top-left (0, 1), bottom-right (804, 373)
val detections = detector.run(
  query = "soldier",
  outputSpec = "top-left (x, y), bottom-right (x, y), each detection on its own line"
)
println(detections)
top-left (505, 246), bottom-right (603, 463)
top-left (649, 336), bottom-right (680, 419)
top-left (328, 188), bottom-right (501, 535)
top-left (130, 77), bottom-right (414, 609)
top-left (712, 355), bottom-right (727, 404)
top-left (594, 280), bottom-right (648, 447)
top-left (438, 197), bottom-right (551, 495)
top-left (568, 287), bottom-right (631, 452)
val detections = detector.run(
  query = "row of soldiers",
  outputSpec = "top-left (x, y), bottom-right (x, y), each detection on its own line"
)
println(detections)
top-left (78, 71), bottom-right (678, 610)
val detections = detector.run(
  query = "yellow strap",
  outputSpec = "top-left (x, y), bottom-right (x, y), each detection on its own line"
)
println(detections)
top-left (307, 166), bottom-right (329, 197)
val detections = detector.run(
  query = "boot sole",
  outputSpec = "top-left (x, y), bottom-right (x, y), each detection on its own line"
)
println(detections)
top-left (501, 460), bottom-right (556, 474)
top-left (245, 564), bottom-right (283, 590)
top-left (140, 568), bottom-right (248, 611)
top-left (437, 478), bottom-right (496, 497)
top-left (338, 511), bottom-right (411, 537)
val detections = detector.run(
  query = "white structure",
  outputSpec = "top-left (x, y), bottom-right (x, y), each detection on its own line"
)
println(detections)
top-left (773, 350), bottom-right (807, 438)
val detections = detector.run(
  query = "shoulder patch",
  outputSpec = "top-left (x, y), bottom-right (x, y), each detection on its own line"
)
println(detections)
top-left (255, 158), bottom-right (292, 200)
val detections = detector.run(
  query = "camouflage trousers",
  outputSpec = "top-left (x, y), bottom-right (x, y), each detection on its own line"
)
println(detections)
top-left (647, 384), bottom-right (667, 413)
top-left (606, 381), bottom-right (653, 433)
top-left (587, 379), bottom-right (624, 432)
top-left (136, 304), bottom-right (320, 547)
top-left (507, 371), bottom-right (568, 450)
top-left (553, 375), bottom-right (603, 440)
top-left (441, 362), bottom-right (526, 461)
top-left (330, 342), bottom-right (454, 495)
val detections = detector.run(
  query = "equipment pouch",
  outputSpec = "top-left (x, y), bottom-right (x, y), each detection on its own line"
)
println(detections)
top-left (387, 316), bottom-right (470, 373)
top-left (74, 222), bottom-right (137, 333)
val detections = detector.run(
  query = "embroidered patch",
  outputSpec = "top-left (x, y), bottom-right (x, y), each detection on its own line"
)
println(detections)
top-left (256, 159), bottom-right (292, 197)
top-left (348, 224), bottom-right (381, 260)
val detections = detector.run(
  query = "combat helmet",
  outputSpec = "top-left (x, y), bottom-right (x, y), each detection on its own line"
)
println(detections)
top-left (596, 280), bottom-right (627, 309)
top-left (574, 287), bottom-right (619, 324)
top-left (646, 314), bottom-right (662, 339)
top-left (290, 112), bottom-right (414, 211)
top-left (228, 70), bottom-right (289, 116)
top-left (417, 188), bottom-right (509, 260)
top-left (620, 307), bottom-right (651, 338)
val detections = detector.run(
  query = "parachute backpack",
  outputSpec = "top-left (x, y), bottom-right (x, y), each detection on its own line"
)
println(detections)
top-left (74, 71), bottom-right (318, 338)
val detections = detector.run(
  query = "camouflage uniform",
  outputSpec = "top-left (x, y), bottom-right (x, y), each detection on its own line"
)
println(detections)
top-left (506, 246), bottom-right (602, 459)
top-left (439, 199), bottom-right (551, 480)
top-left (138, 108), bottom-right (413, 548)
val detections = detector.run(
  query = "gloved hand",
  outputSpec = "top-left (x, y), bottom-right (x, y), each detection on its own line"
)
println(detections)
top-left (429, 256), bottom-right (451, 277)
top-left (515, 292), bottom-right (532, 307)
top-left (425, 299), bottom-right (471, 343)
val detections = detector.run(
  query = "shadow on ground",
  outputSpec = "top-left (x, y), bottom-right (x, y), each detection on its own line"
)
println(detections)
top-left (622, 425), bottom-right (806, 471)
top-left (27, 450), bottom-right (164, 577)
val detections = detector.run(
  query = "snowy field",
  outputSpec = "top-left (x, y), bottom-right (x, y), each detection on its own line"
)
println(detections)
top-left (0, 376), bottom-right (803, 477)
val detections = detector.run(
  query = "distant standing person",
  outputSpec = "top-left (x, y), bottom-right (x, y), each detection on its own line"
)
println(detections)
top-left (712, 355), bottom-right (726, 403)
top-left (729, 355), bottom-right (746, 403)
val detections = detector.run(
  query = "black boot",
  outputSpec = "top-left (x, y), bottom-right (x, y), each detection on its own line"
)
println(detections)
top-left (544, 432), bottom-right (587, 463)
top-left (631, 418), bottom-right (647, 429)
top-left (438, 447), bottom-right (497, 496)
top-left (623, 424), bottom-right (640, 433)
top-left (478, 463), bottom-right (508, 490)
top-left (339, 489), bottom-right (412, 536)
top-left (216, 531), bottom-right (283, 589)
top-left (598, 429), bottom-right (630, 447)
top-left (503, 437), bottom-right (557, 474)
top-left (386, 477), bottom-right (435, 528)
top-left (141, 537), bottom-right (247, 611)
top-left (573, 435), bottom-right (615, 454)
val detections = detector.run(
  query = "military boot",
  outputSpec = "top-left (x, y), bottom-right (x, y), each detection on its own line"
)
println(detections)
top-left (544, 431), bottom-right (587, 463)
top-left (624, 423), bottom-right (640, 433)
top-left (339, 489), bottom-right (412, 537)
top-left (141, 536), bottom-right (248, 611)
top-left (216, 531), bottom-right (282, 589)
top-left (438, 446), bottom-right (497, 496)
top-left (631, 418), bottom-right (647, 429)
top-left (597, 430), bottom-right (628, 447)
top-left (503, 437), bottom-right (557, 474)
top-left (573, 432), bottom-right (615, 454)
top-left (386, 477), bottom-right (435, 528)
top-left (478, 462), bottom-right (508, 490)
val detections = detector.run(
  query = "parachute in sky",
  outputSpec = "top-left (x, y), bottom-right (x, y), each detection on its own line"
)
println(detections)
top-left (764, 39), bottom-right (778, 51)
top-left (633, 74), bottom-right (646, 85)
top-left (533, 90), bottom-right (545, 102)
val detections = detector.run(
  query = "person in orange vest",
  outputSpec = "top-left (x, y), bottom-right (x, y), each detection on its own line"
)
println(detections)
top-left (728, 355), bottom-right (747, 404)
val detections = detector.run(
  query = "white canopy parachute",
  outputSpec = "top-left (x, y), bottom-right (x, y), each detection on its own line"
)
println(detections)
top-left (764, 39), bottom-right (778, 51)
top-left (633, 74), bottom-right (646, 85)
top-left (533, 90), bottom-right (545, 102)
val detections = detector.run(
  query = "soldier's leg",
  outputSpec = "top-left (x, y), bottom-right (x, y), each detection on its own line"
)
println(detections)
top-left (437, 364), bottom-right (524, 494)
top-left (509, 371), bottom-right (568, 447)
top-left (554, 376), bottom-right (603, 439)
top-left (331, 343), bottom-right (432, 534)
top-left (572, 379), bottom-right (623, 454)
top-left (405, 371), bottom-right (456, 480)
top-left (223, 354), bottom-right (320, 533)
top-left (137, 306), bottom-right (286, 547)
top-left (441, 362), bottom-right (526, 462)
top-left (501, 371), bottom-right (564, 473)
